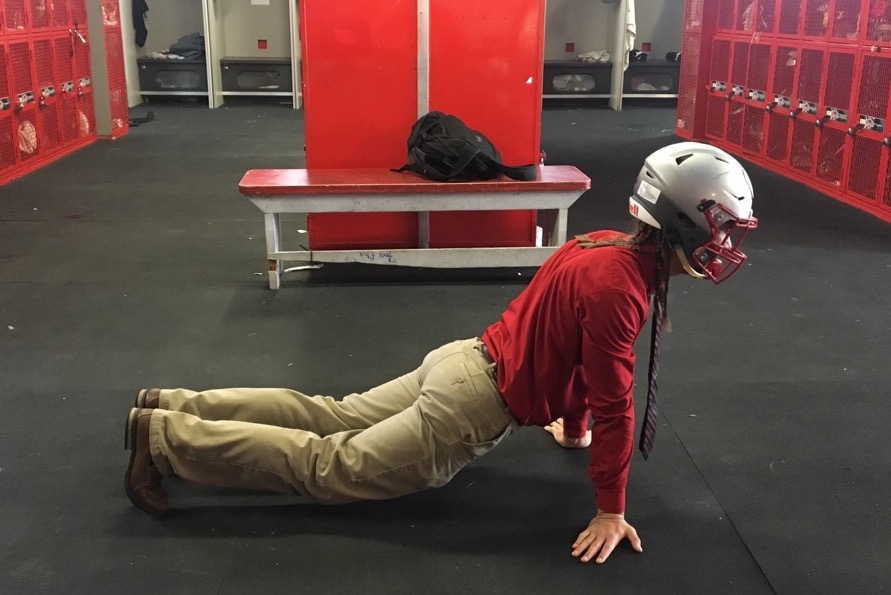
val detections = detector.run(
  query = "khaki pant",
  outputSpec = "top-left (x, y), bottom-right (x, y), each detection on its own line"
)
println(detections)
top-left (149, 338), bottom-right (517, 503)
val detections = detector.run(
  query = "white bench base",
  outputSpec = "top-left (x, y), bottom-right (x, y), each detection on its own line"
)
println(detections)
top-left (240, 168), bottom-right (590, 289)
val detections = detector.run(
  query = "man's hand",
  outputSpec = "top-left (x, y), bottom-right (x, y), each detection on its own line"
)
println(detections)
top-left (544, 417), bottom-right (591, 448)
top-left (571, 512), bottom-right (643, 564)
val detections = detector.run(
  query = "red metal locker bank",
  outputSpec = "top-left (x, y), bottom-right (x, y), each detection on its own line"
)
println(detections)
top-left (677, 0), bottom-right (891, 224)
top-left (300, 0), bottom-right (545, 251)
top-left (0, 0), bottom-right (127, 187)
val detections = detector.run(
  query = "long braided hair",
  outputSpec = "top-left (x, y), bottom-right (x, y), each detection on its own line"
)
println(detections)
top-left (575, 222), bottom-right (672, 457)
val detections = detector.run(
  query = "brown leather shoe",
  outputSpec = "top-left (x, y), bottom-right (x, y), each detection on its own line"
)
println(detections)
top-left (134, 388), bottom-right (161, 409)
top-left (124, 407), bottom-right (168, 516)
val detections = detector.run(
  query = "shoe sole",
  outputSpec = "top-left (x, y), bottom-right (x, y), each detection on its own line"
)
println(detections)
top-left (124, 407), bottom-right (139, 451)
top-left (134, 389), bottom-right (150, 408)
top-left (123, 407), bottom-right (165, 517)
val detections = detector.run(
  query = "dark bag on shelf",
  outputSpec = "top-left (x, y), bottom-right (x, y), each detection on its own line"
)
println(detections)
top-left (393, 111), bottom-right (536, 182)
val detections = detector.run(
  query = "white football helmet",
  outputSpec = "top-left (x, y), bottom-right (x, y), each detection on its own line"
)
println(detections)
top-left (628, 142), bottom-right (758, 284)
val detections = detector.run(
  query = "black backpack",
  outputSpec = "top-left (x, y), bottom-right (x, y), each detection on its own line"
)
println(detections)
top-left (394, 112), bottom-right (537, 182)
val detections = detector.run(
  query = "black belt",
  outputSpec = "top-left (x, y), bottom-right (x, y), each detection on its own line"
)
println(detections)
top-left (480, 343), bottom-right (495, 365)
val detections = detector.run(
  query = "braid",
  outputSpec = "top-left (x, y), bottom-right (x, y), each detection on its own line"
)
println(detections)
top-left (577, 222), bottom-right (673, 458)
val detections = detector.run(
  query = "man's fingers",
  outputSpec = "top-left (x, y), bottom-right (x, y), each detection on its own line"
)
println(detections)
top-left (571, 518), bottom-right (644, 564)
top-left (627, 526), bottom-right (643, 553)
top-left (579, 537), bottom-right (605, 563)
top-left (594, 538), bottom-right (618, 563)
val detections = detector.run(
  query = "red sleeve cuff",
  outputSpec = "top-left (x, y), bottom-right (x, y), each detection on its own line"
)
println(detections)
top-left (595, 489), bottom-right (625, 515)
top-left (563, 410), bottom-right (590, 439)
top-left (563, 420), bottom-right (588, 439)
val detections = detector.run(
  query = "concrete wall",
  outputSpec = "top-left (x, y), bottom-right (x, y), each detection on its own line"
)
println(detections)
top-left (218, 0), bottom-right (292, 59)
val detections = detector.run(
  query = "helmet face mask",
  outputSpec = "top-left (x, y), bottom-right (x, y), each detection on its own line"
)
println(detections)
top-left (691, 201), bottom-right (758, 284)
top-left (628, 142), bottom-right (759, 284)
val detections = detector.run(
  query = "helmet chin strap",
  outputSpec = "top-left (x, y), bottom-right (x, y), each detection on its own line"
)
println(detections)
top-left (674, 246), bottom-right (708, 280)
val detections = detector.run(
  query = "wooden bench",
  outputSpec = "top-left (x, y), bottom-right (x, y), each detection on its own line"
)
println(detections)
top-left (238, 165), bottom-right (591, 289)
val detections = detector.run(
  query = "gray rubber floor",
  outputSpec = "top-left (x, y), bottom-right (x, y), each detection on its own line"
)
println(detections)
top-left (0, 100), bottom-right (889, 594)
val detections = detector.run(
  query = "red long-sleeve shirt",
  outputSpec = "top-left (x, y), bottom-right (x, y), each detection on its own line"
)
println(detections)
top-left (482, 230), bottom-right (656, 514)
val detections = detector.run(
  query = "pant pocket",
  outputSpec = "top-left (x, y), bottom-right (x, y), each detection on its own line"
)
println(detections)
top-left (461, 421), bottom-right (515, 458)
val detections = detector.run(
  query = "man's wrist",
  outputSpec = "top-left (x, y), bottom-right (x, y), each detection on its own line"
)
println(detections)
top-left (596, 509), bottom-right (625, 520)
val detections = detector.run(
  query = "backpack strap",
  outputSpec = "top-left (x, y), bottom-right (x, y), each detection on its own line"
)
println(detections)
top-left (478, 154), bottom-right (538, 181)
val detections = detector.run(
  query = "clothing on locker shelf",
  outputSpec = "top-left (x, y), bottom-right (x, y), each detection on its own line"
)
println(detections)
top-left (133, 0), bottom-right (150, 48)
top-left (169, 33), bottom-right (206, 59)
top-left (623, 0), bottom-right (636, 71)
top-left (577, 50), bottom-right (610, 63)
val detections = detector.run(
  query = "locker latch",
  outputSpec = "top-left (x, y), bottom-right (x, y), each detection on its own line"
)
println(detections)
top-left (849, 115), bottom-right (884, 135)
top-left (0, 97), bottom-right (9, 111)
top-left (816, 107), bottom-right (847, 127)
top-left (767, 95), bottom-right (791, 112)
top-left (16, 92), bottom-right (34, 110)
top-left (790, 100), bottom-right (818, 119)
top-left (747, 89), bottom-right (766, 102)
top-left (70, 28), bottom-right (87, 44)
top-left (40, 86), bottom-right (55, 107)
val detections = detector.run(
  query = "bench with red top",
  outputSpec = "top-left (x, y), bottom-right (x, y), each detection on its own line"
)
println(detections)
top-left (238, 165), bottom-right (591, 289)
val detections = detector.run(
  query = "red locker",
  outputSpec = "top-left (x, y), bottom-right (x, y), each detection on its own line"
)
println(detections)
top-left (104, 24), bottom-right (128, 138)
top-left (427, 1), bottom-right (543, 248)
top-left (845, 53), bottom-right (891, 204)
top-left (765, 44), bottom-right (797, 165)
top-left (4, 1), bottom-right (28, 34)
top-left (32, 36), bottom-right (62, 155)
top-left (53, 32), bottom-right (78, 146)
top-left (301, 0), bottom-right (545, 252)
top-left (813, 49), bottom-right (857, 187)
top-left (0, 43), bottom-right (17, 175)
top-left (8, 39), bottom-right (40, 163)
top-left (741, 43), bottom-right (772, 155)
top-left (50, 0), bottom-right (68, 29)
top-left (829, 0), bottom-right (862, 42)
top-left (777, 0), bottom-right (803, 37)
top-left (301, 0), bottom-right (419, 250)
top-left (787, 46), bottom-right (824, 175)
top-left (705, 39), bottom-right (732, 140)
top-left (67, 0), bottom-right (85, 28)
top-left (30, 0), bottom-right (51, 30)
top-left (72, 28), bottom-right (94, 141)
top-left (867, 0), bottom-right (891, 45)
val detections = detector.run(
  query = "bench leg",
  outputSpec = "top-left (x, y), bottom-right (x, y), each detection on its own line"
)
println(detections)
top-left (265, 213), bottom-right (283, 290)
top-left (552, 208), bottom-right (569, 246)
top-left (539, 208), bottom-right (569, 247)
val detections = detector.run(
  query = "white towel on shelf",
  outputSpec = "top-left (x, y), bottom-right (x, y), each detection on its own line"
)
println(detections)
top-left (623, 0), bottom-right (636, 71)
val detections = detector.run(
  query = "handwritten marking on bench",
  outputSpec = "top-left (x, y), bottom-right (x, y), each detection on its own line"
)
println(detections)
top-left (356, 251), bottom-right (396, 264)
